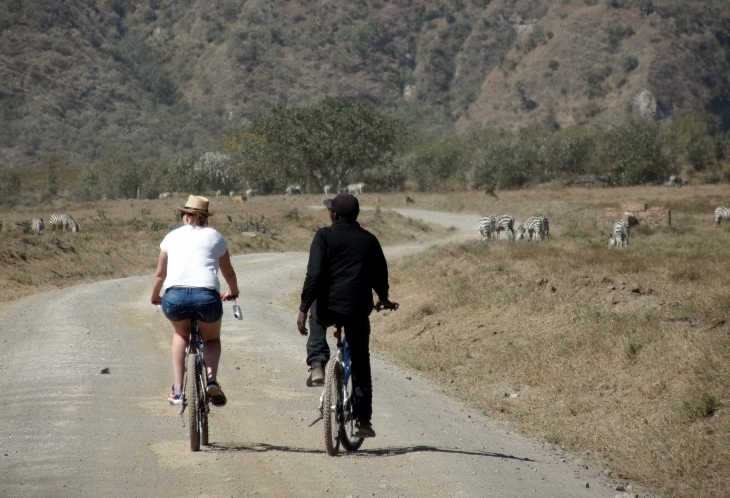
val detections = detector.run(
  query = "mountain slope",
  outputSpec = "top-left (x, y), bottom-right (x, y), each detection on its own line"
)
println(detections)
top-left (1, 0), bottom-right (729, 166)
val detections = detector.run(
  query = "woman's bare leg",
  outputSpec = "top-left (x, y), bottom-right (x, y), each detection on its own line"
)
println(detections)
top-left (170, 319), bottom-right (191, 391)
top-left (197, 319), bottom-right (222, 381)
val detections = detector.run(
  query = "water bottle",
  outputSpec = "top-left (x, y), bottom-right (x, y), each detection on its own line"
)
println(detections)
top-left (232, 303), bottom-right (242, 320)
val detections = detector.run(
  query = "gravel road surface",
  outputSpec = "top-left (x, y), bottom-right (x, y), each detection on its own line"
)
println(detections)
top-left (0, 209), bottom-right (643, 497)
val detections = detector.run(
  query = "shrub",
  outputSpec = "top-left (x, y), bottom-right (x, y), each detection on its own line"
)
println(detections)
top-left (548, 59), bottom-right (559, 71)
top-left (621, 54), bottom-right (639, 72)
top-left (0, 169), bottom-right (21, 197)
top-left (680, 392), bottom-right (720, 422)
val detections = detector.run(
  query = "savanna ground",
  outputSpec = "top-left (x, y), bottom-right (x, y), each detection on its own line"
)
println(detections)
top-left (0, 172), bottom-right (446, 303)
top-left (370, 185), bottom-right (730, 498)
top-left (2, 175), bottom-right (730, 497)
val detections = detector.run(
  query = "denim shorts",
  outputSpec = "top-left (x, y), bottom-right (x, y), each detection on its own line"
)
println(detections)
top-left (161, 287), bottom-right (223, 323)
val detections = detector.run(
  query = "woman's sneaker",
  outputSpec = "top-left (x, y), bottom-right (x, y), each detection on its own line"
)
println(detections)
top-left (206, 380), bottom-right (227, 407)
top-left (168, 386), bottom-right (183, 405)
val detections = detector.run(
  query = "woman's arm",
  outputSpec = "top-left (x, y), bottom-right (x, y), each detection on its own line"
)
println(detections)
top-left (219, 250), bottom-right (239, 300)
top-left (150, 251), bottom-right (168, 305)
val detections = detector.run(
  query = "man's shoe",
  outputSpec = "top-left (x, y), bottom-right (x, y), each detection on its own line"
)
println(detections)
top-left (306, 363), bottom-right (325, 387)
top-left (353, 420), bottom-right (376, 438)
top-left (206, 380), bottom-right (227, 407)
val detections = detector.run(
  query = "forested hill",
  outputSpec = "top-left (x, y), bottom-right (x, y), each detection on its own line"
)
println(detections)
top-left (1, 0), bottom-right (729, 166)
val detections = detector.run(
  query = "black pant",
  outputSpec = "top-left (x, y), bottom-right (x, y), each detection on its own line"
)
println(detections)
top-left (306, 302), bottom-right (373, 422)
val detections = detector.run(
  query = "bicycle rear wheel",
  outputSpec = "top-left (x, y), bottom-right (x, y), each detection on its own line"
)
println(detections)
top-left (322, 358), bottom-right (341, 456)
top-left (187, 352), bottom-right (201, 451)
top-left (199, 359), bottom-right (209, 446)
top-left (339, 372), bottom-right (364, 452)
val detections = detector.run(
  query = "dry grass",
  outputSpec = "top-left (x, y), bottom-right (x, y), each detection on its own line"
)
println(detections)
top-left (0, 191), bottom-right (448, 304)
top-left (370, 184), bottom-right (730, 498)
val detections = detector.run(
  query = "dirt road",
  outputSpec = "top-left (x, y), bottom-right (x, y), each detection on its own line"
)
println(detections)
top-left (0, 209), bottom-right (635, 497)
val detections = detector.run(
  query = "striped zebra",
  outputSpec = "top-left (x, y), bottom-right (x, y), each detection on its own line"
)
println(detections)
top-left (516, 216), bottom-right (545, 241)
top-left (49, 213), bottom-right (79, 233)
top-left (285, 185), bottom-right (302, 195)
top-left (608, 220), bottom-right (629, 247)
top-left (346, 183), bottom-right (364, 195)
top-left (159, 192), bottom-right (171, 199)
top-left (714, 207), bottom-right (730, 226)
top-left (669, 175), bottom-right (683, 187)
top-left (478, 216), bottom-right (495, 241)
top-left (31, 217), bottom-right (44, 235)
top-left (494, 214), bottom-right (516, 241)
top-left (539, 215), bottom-right (550, 240)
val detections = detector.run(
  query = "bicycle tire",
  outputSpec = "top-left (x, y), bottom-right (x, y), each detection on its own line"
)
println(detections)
top-left (322, 358), bottom-right (341, 456)
top-left (199, 359), bottom-right (209, 446)
top-left (339, 371), bottom-right (364, 452)
top-left (187, 352), bottom-right (201, 452)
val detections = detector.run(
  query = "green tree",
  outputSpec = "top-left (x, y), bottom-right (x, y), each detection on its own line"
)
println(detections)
top-left (248, 97), bottom-right (405, 192)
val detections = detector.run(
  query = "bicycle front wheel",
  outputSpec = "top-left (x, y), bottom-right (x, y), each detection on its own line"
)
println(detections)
top-left (322, 358), bottom-right (341, 456)
top-left (187, 352), bottom-right (201, 452)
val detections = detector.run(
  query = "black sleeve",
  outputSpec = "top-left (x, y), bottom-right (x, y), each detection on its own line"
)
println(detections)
top-left (371, 239), bottom-right (389, 303)
top-left (299, 229), bottom-right (327, 313)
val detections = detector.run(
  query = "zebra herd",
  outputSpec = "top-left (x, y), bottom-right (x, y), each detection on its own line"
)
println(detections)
top-left (4, 214), bottom-right (79, 235)
top-left (478, 215), bottom-right (550, 241)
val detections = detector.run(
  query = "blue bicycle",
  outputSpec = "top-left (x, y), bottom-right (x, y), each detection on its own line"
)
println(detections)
top-left (320, 325), bottom-right (363, 456)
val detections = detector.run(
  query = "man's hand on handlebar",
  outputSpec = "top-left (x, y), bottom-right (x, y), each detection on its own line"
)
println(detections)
top-left (375, 300), bottom-right (399, 312)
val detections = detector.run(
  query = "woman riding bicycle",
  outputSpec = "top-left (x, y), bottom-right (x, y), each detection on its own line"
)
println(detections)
top-left (150, 195), bottom-right (239, 407)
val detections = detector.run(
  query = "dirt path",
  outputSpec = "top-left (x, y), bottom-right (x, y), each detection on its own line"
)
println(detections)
top-left (0, 209), bottom-right (637, 497)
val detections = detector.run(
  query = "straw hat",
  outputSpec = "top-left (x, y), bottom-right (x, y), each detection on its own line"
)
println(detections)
top-left (176, 195), bottom-right (213, 216)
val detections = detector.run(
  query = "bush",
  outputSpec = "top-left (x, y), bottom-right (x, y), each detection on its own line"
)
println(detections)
top-left (0, 169), bottom-right (21, 197)
top-left (621, 54), bottom-right (639, 73)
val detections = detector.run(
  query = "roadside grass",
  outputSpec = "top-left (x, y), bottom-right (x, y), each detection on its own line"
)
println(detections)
top-left (0, 192), bottom-right (448, 303)
top-left (370, 184), bottom-right (730, 498)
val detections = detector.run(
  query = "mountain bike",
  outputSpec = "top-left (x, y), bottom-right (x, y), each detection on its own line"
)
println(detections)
top-left (180, 319), bottom-right (209, 452)
top-left (311, 301), bottom-right (398, 456)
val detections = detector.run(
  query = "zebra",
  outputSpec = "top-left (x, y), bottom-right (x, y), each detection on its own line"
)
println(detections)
top-left (158, 192), bottom-right (171, 199)
top-left (608, 220), bottom-right (629, 247)
top-left (324, 185), bottom-right (332, 195)
top-left (31, 217), bottom-right (44, 235)
top-left (346, 183), bottom-right (364, 195)
top-left (669, 175), bottom-right (683, 188)
top-left (478, 216), bottom-right (495, 241)
top-left (537, 214), bottom-right (550, 240)
top-left (516, 216), bottom-right (545, 241)
top-left (49, 214), bottom-right (79, 233)
top-left (714, 207), bottom-right (730, 226)
top-left (285, 185), bottom-right (302, 195)
top-left (494, 214), bottom-right (516, 241)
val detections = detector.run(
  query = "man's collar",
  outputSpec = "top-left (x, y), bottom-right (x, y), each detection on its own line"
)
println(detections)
top-left (332, 218), bottom-right (359, 227)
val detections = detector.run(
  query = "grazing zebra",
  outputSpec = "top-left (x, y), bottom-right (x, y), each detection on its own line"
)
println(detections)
top-left (159, 192), bottom-right (171, 199)
top-left (669, 175), bottom-right (683, 188)
top-left (714, 207), bottom-right (730, 226)
top-left (478, 216), bottom-right (495, 241)
top-left (49, 213), bottom-right (79, 233)
top-left (31, 217), bottom-right (44, 235)
top-left (324, 184), bottom-right (332, 195)
top-left (516, 216), bottom-right (545, 241)
top-left (346, 183), bottom-right (364, 195)
top-left (537, 215), bottom-right (550, 240)
top-left (246, 188), bottom-right (256, 198)
top-left (608, 220), bottom-right (630, 247)
top-left (285, 185), bottom-right (302, 195)
top-left (494, 214), bottom-right (516, 241)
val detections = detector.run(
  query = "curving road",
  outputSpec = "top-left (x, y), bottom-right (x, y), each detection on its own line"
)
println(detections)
top-left (0, 209), bottom-right (641, 497)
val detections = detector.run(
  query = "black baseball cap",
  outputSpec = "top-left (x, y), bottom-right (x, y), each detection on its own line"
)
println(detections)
top-left (323, 193), bottom-right (360, 219)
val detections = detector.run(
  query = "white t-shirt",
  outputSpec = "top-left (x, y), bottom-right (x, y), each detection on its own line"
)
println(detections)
top-left (160, 225), bottom-right (228, 291)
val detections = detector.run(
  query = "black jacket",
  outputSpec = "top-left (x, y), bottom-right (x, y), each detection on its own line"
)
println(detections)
top-left (299, 219), bottom-right (389, 321)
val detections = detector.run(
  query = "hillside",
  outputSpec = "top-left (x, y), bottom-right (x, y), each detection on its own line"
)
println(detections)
top-left (1, 0), bottom-right (729, 166)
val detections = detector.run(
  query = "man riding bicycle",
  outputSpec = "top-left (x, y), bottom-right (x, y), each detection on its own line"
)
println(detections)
top-left (297, 193), bottom-right (398, 438)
